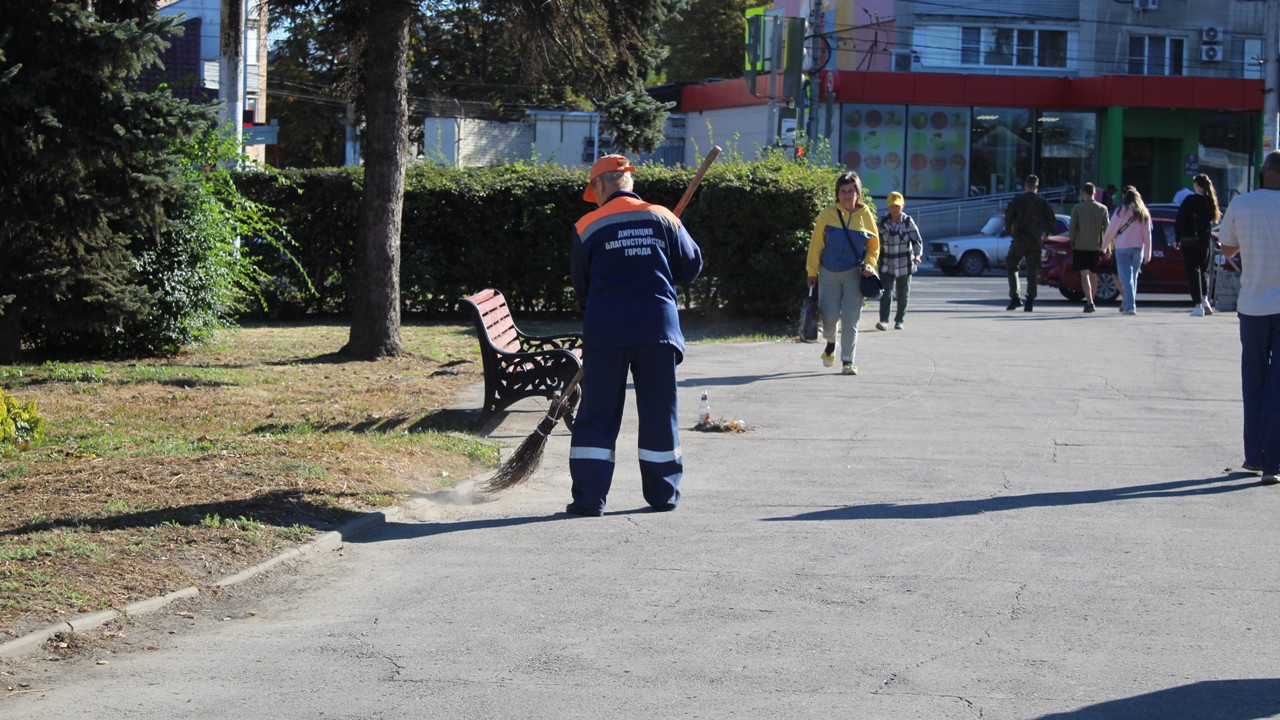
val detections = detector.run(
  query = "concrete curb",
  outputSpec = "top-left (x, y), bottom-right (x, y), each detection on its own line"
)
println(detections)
top-left (0, 506), bottom-right (402, 660)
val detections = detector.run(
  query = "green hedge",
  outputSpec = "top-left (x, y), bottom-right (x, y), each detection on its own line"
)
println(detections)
top-left (234, 152), bottom-right (843, 320)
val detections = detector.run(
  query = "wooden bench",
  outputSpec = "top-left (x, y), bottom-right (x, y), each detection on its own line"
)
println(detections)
top-left (461, 288), bottom-right (583, 415)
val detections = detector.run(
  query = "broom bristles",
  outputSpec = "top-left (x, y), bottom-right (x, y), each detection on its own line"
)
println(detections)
top-left (483, 371), bottom-right (582, 493)
top-left (483, 411), bottom-right (558, 492)
top-left (484, 430), bottom-right (550, 492)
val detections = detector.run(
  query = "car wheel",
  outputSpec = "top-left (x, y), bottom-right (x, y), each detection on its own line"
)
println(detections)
top-left (939, 265), bottom-right (962, 277)
top-left (1058, 287), bottom-right (1084, 302)
top-left (959, 251), bottom-right (988, 276)
top-left (1095, 271), bottom-right (1120, 303)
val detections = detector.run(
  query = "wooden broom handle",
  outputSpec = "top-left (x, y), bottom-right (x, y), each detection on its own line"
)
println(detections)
top-left (559, 147), bottom-right (721, 400)
top-left (673, 146), bottom-right (720, 217)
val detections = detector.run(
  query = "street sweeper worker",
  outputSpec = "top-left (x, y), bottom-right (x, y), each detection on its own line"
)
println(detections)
top-left (566, 154), bottom-right (704, 516)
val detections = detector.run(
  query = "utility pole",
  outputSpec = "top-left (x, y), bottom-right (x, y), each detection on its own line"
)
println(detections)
top-left (1264, 0), bottom-right (1279, 167)
top-left (220, 0), bottom-right (245, 153)
top-left (806, 0), bottom-right (824, 146)
top-left (767, 15), bottom-right (783, 145)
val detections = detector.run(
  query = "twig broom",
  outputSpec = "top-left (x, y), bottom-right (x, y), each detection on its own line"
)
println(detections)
top-left (482, 146), bottom-right (722, 493)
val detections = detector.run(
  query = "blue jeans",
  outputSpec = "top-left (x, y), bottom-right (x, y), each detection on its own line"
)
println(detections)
top-left (1240, 313), bottom-right (1280, 474)
top-left (1114, 247), bottom-right (1143, 312)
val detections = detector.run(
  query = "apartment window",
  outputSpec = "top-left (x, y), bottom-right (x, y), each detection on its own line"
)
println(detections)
top-left (1128, 35), bottom-right (1184, 76)
top-left (961, 27), bottom-right (981, 65)
top-left (969, 27), bottom-right (1067, 68)
top-left (986, 28), bottom-right (1014, 66)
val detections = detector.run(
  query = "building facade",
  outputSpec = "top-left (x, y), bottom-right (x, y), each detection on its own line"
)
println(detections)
top-left (155, 0), bottom-right (270, 159)
top-left (683, 0), bottom-right (1270, 204)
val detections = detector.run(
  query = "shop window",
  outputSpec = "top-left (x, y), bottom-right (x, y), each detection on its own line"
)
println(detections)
top-left (1036, 111), bottom-right (1097, 193)
top-left (969, 108), bottom-right (1034, 196)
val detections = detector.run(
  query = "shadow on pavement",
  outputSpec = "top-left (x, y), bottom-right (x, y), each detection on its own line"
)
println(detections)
top-left (763, 473), bottom-right (1262, 521)
top-left (1033, 678), bottom-right (1280, 719)
top-left (351, 506), bottom-right (672, 542)
top-left (678, 371), bottom-right (826, 388)
top-left (350, 514), bottom-right (567, 541)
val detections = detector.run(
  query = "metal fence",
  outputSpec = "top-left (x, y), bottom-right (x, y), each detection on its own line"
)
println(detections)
top-left (902, 185), bottom-right (1076, 240)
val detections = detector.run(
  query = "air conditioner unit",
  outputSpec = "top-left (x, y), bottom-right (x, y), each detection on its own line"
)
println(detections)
top-left (1201, 26), bottom-right (1224, 43)
top-left (1200, 45), bottom-right (1222, 62)
top-left (1133, 0), bottom-right (1159, 9)
top-left (891, 49), bottom-right (918, 72)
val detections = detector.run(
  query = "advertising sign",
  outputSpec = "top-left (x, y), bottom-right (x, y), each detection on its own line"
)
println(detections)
top-left (905, 106), bottom-right (970, 199)
top-left (839, 104), bottom-right (906, 196)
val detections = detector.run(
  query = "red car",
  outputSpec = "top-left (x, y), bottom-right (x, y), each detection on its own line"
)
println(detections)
top-left (1038, 204), bottom-right (1209, 303)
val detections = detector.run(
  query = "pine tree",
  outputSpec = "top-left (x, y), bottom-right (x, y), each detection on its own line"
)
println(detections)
top-left (0, 2), bottom-right (215, 361)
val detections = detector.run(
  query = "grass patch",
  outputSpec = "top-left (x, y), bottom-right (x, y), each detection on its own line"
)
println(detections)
top-left (0, 320), bottom-right (493, 639)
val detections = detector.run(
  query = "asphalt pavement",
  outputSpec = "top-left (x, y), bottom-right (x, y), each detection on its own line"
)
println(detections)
top-left (3, 272), bottom-right (1277, 719)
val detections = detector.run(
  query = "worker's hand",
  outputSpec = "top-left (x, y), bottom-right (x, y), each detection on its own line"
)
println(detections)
top-left (807, 275), bottom-right (817, 289)
top-left (860, 264), bottom-right (875, 277)
top-left (912, 255), bottom-right (921, 265)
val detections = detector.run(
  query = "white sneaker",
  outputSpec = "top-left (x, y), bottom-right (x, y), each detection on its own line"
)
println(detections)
top-left (1203, 300), bottom-right (1214, 315)
top-left (875, 322), bottom-right (887, 331)
top-left (1190, 306), bottom-right (1205, 317)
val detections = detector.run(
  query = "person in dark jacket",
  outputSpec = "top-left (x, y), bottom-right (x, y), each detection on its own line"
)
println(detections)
top-left (1175, 173), bottom-right (1222, 317)
top-left (567, 155), bottom-right (704, 516)
top-left (1003, 174), bottom-right (1056, 312)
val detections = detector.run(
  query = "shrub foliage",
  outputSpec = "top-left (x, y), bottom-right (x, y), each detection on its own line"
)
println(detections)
top-left (0, 388), bottom-right (45, 453)
top-left (236, 150), bottom-right (841, 320)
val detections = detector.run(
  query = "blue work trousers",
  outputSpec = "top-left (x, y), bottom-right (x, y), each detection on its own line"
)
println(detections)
top-left (569, 344), bottom-right (683, 512)
top-left (1240, 313), bottom-right (1280, 474)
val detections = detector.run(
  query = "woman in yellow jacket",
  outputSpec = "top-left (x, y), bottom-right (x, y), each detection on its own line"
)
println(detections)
top-left (806, 171), bottom-right (880, 375)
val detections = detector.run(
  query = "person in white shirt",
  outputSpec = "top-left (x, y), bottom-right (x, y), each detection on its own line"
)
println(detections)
top-left (1217, 150), bottom-right (1280, 485)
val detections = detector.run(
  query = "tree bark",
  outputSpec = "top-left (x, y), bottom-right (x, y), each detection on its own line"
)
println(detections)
top-left (0, 306), bottom-right (19, 364)
top-left (340, 0), bottom-right (412, 360)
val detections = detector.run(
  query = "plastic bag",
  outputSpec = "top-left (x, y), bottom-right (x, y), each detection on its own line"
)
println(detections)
top-left (799, 288), bottom-right (819, 342)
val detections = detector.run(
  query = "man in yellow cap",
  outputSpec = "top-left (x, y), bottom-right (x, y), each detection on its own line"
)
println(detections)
top-left (875, 191), bottom-right (923, 331)
top-left (566, 155), bottom-right (704, 516)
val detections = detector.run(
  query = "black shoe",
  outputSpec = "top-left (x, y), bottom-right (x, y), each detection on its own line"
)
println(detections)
top-left (565, 503), bottom-right (603, 517)
top-left (1261, 475), bottom-right (1279, 486)
top-left (1243, 463), bottom-right (1263, 474)
top-left (648, 503), bottom-right (677, 512)
top-left (1084, 303), bottom-right (1095, 313)
top-left (1006, 299), bottom-right (1022, 310)
top-left (1023, 299), bottom-right (1034, 312)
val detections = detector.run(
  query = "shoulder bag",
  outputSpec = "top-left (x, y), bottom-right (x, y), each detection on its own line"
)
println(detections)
top-left (838, 210), bottom-right (883, 300)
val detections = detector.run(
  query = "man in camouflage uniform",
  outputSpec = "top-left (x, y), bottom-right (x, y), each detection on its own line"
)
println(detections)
top-left (1003, 174), bottom-right (1056, 312)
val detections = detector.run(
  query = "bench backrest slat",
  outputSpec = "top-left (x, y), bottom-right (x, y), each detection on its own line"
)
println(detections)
top-left (467, 289), bottom-right (521, 353)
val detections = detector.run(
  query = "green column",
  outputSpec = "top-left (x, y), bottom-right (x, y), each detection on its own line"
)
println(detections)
top-left (1099, 106), bottom-right (1124, 191)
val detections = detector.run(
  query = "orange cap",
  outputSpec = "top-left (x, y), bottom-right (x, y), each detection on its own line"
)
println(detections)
top-left (583, 154), bottom-right (635, 203)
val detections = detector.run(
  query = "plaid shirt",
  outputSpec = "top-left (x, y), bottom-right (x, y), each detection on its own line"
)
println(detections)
top-left (877, 212), bottom-right (923, 276)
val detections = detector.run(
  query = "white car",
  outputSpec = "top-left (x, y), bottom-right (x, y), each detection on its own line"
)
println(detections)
top-left (925, 214), bottom-right (1070, 276)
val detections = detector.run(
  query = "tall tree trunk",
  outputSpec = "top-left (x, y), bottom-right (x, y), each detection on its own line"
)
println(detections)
top-left (341, 0), bottom-right (412, 360)
top-left (0, 306), bottom-right (20, 364)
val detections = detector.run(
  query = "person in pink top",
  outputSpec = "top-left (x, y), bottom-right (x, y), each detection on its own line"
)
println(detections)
top-left (1101, 186), bottom-right (1153, 315)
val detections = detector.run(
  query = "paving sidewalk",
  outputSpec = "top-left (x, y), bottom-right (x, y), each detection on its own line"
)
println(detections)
top-left (3, 282), bottom-right (1277, 719)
